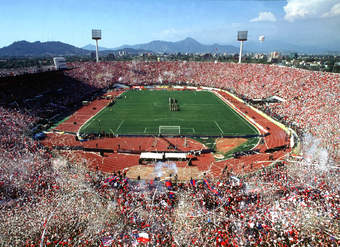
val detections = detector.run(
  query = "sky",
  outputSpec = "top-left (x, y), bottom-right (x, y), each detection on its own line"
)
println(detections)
top-left (1, 0), bottom-right (340, 50)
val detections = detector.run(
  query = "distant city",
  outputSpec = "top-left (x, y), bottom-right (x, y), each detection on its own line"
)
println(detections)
top-left (0, 37), bottom-right (339, 76)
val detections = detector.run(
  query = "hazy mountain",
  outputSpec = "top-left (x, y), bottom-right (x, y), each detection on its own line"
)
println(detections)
top-left (116, 37), bottom-right (239, 54)
top-left (117, 37), bottom-right (339, 55)
top-left (82, 44), bottom-right (151, 54)
top-left (245, 40), bottom-right (299, 54)
top-left (82, 44), bottom-right (111, 51)
top-left (245, 40), bottom-right (340, 54)
top-left (112, 48), bottom-right (151, 54)
top-left (0, 41), bottom-right (89, 57)
top-left (116, 37), bottom-right (340, 55)
top-left (1, 39), bottom-right (337, 58)
top-left (96, 47), bottom-right (152, 56)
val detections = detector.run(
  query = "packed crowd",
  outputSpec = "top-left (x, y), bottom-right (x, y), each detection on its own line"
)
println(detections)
top-left (0, 66), bottom-right (55, 77)
top-left (0, 71), bottom-right (104, 125)
top-left (86, 154), bottom-right (338, 246)
top-left (66, 61), bottom-right (339, 160)
top-left (1, 139), bottom-right (338, 246)
top-left (0, 61), bottom-right (338, 246)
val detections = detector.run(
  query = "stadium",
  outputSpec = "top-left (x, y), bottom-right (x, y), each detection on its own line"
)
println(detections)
top-left (41, 77), bottom-right (291, 180)
top-left (0, 61), bottom-right (339, 246)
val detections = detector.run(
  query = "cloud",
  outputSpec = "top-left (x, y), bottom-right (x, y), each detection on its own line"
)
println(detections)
top-left (250, 12), bottom-right (277, 22)
top-left (159, 28), bottom-right (181, 37)
top-left (155, 28), bottom-right (190, 40)
top-left (322, 3), bottom-right (340, 17)
top-left (284, 0), bottom-right (340, 22)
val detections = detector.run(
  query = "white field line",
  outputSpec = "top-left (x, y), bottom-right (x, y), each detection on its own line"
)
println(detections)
top-left (221, 89), bottom-right (290, 134)
top-left (213, 91), bottom-right (263, 150)
top-left (115, 120), bottom-right (125, 133)
top-left (77, 91), bottom-right (125, 139)
top-left (181, 127), bottom-right (196, 134)
top-left (77, 104), bottom-right (109, 138)
top-left (214, 121), bottom-right (224, 135)
top-left (213, 91), bottom-right (267, 134)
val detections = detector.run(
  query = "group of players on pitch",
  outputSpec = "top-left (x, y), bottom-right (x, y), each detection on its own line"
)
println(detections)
top-left (169, 97), bottom-right (179, 111)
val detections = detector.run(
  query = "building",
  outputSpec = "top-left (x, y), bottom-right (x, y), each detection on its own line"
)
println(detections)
top-left (53, 57), bottom-right (67, 70)
top-left (268, 51), bottom-right (281, 63)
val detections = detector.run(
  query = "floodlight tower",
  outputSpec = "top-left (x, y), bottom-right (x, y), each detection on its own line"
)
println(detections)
top-left (237, 31), bottom-right (248, 64)
top-left (92, 29), bottom-right (102, 63)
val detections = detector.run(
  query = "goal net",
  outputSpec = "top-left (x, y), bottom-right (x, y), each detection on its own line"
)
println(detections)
top-left (159, 126), bottom-right (181, 136)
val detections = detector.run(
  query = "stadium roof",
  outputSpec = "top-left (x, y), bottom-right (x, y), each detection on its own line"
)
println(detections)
top-left (164, 153), bottom-right (187, 159)
top-left (140, 152), bottom-right (164, 160)
top-left (139, 152), bottom-right (188, 160)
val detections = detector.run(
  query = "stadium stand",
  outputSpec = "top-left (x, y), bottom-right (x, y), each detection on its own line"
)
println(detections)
top-left (0, 61), bottom-right (338, 245)
top-left (65, 61), bottom-right (339, 161)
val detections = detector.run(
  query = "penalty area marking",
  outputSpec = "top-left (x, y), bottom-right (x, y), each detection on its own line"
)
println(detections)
top-left (115, 120), bottom-right (125, 133)
top-left (180, 127), bottom-right (195, 134)
top-left (154, 118), bottom-right (185, 121)
top-left (214, 121), bottom-right (224, 135)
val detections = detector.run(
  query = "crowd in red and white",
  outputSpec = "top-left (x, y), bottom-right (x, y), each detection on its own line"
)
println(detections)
top-left (67, 61), bottom-right (339, 160)
top-left (0, 61), bottom-right (338, 246)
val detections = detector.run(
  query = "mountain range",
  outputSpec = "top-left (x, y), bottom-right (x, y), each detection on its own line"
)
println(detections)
top-left (81, 37), bottom-right (340, 55)
top-left (0, 38), bottom-right (339, 57)
top-left (81, 44), bottom-right (111, 51)
top-left (113, 37), bottom-right (239, 54)
top-left (0, 41), bottom-right (89, 57)
top-left (81, 44), bottom-right (150, 55)
top-left (81, 38), bottom-right (240, 54)
top-left (244, 40), bottom-right (340, 54)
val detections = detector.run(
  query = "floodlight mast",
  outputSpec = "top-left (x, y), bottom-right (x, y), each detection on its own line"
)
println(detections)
top-left (239, 41), bottom-right (244, 64)
top-left (95, 39), bottom-right (99, 62)
top-left (92, 29), bottom-right (102, 63)
top-left (237, 31), bottom-right (248, 64)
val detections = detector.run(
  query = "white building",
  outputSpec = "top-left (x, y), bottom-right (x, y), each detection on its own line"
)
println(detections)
top-left (53, 57), bottom-right (67, 70)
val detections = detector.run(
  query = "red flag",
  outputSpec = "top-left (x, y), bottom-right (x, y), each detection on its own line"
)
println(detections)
top-left (165, 180), bottom-right (172, 189)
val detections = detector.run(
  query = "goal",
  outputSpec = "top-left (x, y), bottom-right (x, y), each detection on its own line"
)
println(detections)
top-left (159, 126), bottom-right (181, 136)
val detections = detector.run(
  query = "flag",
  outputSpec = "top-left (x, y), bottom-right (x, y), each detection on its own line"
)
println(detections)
top-left (203, 179), bottom-right (219, 195)
top-left (104, 175), bottom-right (118, 183)
top-left (169, 191), bottom-right (175, 199)
top-left (165, 180), bottom-right (172, 189)
top-left (109, 176), bottom-right (118, 184)
top-left (101, 236), bottom-right (114, 247)
top-left (203, 179), bottom-right (210, 188)
top-left (104, 175), bottom-right (121, 187)
top-left (190, 178), bottom-right (196, 187)
top-left (137, 232), bottom-right (150, 243)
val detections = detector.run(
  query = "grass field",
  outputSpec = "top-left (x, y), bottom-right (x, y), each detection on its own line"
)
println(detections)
top-left (79, 90), bottom-right (259, 137)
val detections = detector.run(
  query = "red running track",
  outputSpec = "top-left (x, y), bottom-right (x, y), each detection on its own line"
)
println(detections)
top-left (42, 89), bottom-right (291, 178)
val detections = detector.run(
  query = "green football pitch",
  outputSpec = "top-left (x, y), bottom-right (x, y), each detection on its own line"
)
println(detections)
top-left (79, 90), bottom-right (259, 137)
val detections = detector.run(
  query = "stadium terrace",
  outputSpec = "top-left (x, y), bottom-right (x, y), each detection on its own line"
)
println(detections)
top-left (0, 61), bottom-right (339, 246)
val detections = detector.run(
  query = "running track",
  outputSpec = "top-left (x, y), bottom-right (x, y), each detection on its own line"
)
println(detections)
top-left (42, 88), bottom-right (291, 178)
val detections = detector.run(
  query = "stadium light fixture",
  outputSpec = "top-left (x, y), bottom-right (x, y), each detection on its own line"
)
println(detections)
top-left (92, 29), bottom-right (102, 63)
top-left (237, 31), bottom-right (248, 64)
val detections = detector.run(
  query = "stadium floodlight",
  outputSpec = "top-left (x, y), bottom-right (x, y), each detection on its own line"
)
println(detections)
top-left (92, 29), bottom-right (102, 63)
top-left (237, 31), bottom-right (248, 64)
